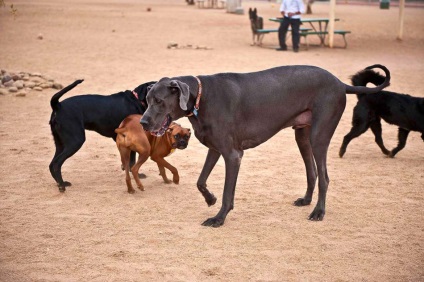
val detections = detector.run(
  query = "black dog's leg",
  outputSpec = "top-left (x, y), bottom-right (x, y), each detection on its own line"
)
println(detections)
top-left (49, 133), bottom-right (64, 183)
top-left (389, 128), bottom-right (410, 157)
top-left (197, 149), bottom-right (219, 206)
top-left (370, 119), bottom-right (390, 155)
top-left (339, 106), bottom-right (371, 157)
top-left (51, 136), bottom-right (85, 192)
top-left (202, 149), bottom-right (243, 227)
top-left (294, 127), bottom-right (317, 206)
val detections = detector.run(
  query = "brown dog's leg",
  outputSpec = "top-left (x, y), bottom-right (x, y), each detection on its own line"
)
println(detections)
top-left (152, 157), bottom-right (179, 184)
top-left (157, 163), bottom-right (172, 184)
top-left (119, 146), bottom-right (135, 194)
top-left (131, 149), bottom-right (150, 191)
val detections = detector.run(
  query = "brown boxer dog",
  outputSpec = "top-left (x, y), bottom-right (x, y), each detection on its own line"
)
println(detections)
top-left (115, 114), bottom-right (191, 193)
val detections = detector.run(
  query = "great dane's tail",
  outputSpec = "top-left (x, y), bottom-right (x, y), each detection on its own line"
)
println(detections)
top-left (345, 64), bottom-right (390, 95)
top-left (50, 79), bottom-right (84, 111)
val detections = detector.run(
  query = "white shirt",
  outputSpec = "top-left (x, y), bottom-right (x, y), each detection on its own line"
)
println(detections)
top-left (280, 0), bottom-right (305, 19)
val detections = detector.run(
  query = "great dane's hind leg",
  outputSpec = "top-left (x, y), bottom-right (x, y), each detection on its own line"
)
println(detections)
top-left (294, 127), bottom-right (317, 206)
top-left (197, 149), bottom-right (220, 206)
top-left (309, 103), bottom-right (343, 221)
top-left (202, 149), bottom-right (243, 227)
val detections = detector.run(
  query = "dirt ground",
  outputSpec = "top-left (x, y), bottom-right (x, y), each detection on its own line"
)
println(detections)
top-left (1, 0), bottom-right (423, 281)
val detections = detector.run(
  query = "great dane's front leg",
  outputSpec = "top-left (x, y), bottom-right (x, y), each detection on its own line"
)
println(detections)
top-left (197, 149), bottom-right (220, 206)
top-left (202, 149), bottom-right (243, 227)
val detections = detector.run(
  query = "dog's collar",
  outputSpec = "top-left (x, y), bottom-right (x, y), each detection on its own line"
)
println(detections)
top-left (132, 90), bottom-right (147, 110)
top-left (186, 76), bottom-right (202, 117)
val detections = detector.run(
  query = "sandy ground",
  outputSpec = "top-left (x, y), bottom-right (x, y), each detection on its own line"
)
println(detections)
top-left (1, 0), bottom-right (423, 281)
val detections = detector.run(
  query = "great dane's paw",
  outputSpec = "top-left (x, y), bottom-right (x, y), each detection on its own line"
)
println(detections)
top-left (293, 197), bottom-right (311, 206)
top-left (338, 148), bottom-right (346, 158)
top-left (205, 193), bottom-right (217, 207)
top-left (58, 186), bottom-right (66, 193)
top-left (308, 208), bottom-right (325, 221)
top-left (63, 181), bottom-right (72, 187)
top-left (202, 217), bottom-right (225, 228)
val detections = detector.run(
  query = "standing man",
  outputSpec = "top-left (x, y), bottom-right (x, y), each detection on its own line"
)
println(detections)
top-left (277, 0), bottom-right (305, 52)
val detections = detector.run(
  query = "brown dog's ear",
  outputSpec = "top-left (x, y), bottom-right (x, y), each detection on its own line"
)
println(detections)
top-left (170, 80), bottom-right (190, 111)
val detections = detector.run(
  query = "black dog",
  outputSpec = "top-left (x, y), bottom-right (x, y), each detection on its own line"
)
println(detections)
top-left (49, 80), bottom-right (155, 192)
top-left (340, 69), bottom-right (424, 158)
top-left (249, 8), bottom-right (264, 46)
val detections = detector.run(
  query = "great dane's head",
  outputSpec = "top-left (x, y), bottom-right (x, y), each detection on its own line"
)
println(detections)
top-left (140, 77), bottom-right (190, 136)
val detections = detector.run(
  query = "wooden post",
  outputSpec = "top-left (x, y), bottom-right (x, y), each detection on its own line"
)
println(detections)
top-left (397, 0), bottom-right (405, 40)
top-left (327, 0), bottom-right (336, 48)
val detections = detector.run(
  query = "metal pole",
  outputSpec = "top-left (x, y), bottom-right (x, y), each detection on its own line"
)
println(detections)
top-left (397, 0), bottom-right (405, 40)
top-left (327, 0), bottom-right (336, 48)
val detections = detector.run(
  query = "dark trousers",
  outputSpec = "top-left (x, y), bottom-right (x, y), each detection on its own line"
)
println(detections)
top-left (278, 17), bottom-right (301, 50)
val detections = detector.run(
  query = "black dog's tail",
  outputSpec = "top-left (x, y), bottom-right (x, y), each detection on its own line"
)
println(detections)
top-left (50, 79), bottom-right (84, 111)
top-left (350, 67), bottom-right (387, 99)
top-left (345, 64), bottom-right (390, 95)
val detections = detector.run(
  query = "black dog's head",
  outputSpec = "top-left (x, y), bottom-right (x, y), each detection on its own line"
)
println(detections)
top-left (249, 8), bottom-right (257, 21)
top-left (140, 77), bottom-right (190, 136)
top-left (249, 8), bottom-right (263, 31)
top-left (133, 81), bottom-right (157, 111)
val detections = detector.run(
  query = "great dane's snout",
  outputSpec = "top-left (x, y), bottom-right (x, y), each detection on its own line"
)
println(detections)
top-left (139, 117), bottom-right (150, 131)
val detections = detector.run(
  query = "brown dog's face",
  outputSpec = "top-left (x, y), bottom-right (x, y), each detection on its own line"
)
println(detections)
top-left (140, 77), bottom-right (190, 136)
top-left (168, 124), bottom-right (191, 149)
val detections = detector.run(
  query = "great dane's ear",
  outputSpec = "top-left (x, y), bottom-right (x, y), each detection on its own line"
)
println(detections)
top-left (170, 80), bottom-right (190, 111)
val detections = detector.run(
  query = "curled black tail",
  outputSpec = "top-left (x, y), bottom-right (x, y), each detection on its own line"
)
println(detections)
top-left (345, 64), bottom-right (390, 95)
top-left (50, 79), bottom-right (84, 111)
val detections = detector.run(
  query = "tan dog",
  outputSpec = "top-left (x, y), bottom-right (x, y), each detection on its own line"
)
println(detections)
top-left (115, 114), bottom-right (191, 193)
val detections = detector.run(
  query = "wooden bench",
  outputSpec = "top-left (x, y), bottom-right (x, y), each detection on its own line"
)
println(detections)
top-left (300, 30), bottom-right (351, 48)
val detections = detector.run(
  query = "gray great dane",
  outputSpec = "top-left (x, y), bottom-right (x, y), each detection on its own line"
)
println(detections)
top-left (140, 64), bottom-right (390, 227)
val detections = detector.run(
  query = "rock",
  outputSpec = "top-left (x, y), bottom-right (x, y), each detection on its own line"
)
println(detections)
top-left (167, 42), bottom-right (178, 49)
top-left (52, 83), bottom-right (63, 90)
top-left (14, 80), bottom-right (24, 89)
top-left (22, 76), bottom-right (30, 81)
top-left (33, 86), bottom-right (43, 91)
top-left (8, 87), bottom-right (18, 93)
top-left (0, 89), bottom-right (8, 95)
top-left (30, 72), bottom-right (42, 77)
top-left (11, 73), bottom-right (21, 81)
top-left (1, 70), bottom-right (6, 75)
top-left (40, 82), bottom-right (53, 89)
top-left (24, 81), bottom-right (35, 88)
top-left (3, 80), bottom-right (14, 87)
top-left (30, 76), bottom-right (43, 83)
top-left (16, 92), bottom-right (26, 97)
top-left (1, 74), bottom-right (12, 84)
top-left (37, 34), bottom-right (43, 40)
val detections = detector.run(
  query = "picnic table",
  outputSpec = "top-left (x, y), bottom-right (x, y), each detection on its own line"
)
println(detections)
top-left (269, 17), bottom-right (351, 48)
